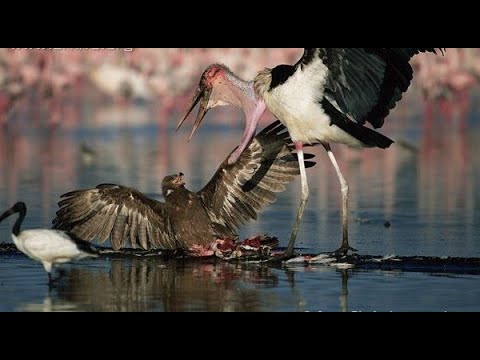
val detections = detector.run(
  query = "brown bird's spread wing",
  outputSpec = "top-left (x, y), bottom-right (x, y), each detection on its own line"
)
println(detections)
top-left (299, 48), bottom-right (444, 129)
top-left (198, 121), bottom-right (315, 232)
top-left (52, 184), bottom-right (175, 250)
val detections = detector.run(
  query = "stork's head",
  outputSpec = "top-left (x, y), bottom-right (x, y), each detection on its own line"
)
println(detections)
top-left (177, 64), bottom-right (226, 141)
top-left (162, 173), bottom-right (185, 198)
top-left (178, 64), bottom-right (266, 165)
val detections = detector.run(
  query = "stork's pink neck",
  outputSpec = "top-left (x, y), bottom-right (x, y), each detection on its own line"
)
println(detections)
top-left (228, 99), bottom-right (266, 165)
top-left (206, 65), bottom-right (267, 165)
top-left (208, 67), bottom-right (257, 110)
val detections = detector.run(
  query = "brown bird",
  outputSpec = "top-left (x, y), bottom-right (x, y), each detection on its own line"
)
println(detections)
top-left (52, 121), bottom-right (315, 252)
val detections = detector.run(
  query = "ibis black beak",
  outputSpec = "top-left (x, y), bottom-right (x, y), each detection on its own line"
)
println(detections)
top-left (177, 81), bottom-right (212, 141)
top-left (0, 209), bottom-right (11, 223)
top-left (0, 202), bottom-right (25, 223)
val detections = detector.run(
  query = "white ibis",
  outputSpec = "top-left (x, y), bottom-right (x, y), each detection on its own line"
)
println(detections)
top-left (52, 121), bottom-right (315, 253)
top-left (0, 202), bottom-right (98, 286)
top-left (178, 48), bottom-right (445, 259)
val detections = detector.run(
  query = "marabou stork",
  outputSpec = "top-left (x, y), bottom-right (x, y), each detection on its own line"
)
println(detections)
top-left (178, 48), bottom-right (444, 258)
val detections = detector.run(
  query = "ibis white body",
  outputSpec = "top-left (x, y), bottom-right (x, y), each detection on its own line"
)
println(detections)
top-left (12, 229), bottom-right (97, 273)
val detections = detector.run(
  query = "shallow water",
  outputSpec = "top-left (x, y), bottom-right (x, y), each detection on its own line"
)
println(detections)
top-left (2, 254), bottom-right (479, 312)
top-left (1, 93), bottom-right (480, 312)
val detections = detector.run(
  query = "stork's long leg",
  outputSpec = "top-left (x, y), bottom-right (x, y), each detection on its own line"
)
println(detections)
top-left (283, 141), bottom-right (310, 258)
top-left (323, 143), bottom-right (357, 255)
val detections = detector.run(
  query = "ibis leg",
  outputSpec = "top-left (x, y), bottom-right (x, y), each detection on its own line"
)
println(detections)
top-left (47, 272), bottom-right (55, 289)
top-left (323, 144), bottom-right (357, 256)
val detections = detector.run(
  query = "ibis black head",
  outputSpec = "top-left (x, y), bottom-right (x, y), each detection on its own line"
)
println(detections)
top-left (0, 202), bottom-right (26, 223)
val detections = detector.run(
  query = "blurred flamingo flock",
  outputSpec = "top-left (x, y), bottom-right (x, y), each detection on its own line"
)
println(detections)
top-left (0, 48), bottom-right (478, 129)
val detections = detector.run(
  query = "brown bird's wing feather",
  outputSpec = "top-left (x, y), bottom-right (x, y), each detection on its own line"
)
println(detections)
top-left (52, 184), bottom-right (175, 250)
top-left (198, 120), bottom-right (315, 232)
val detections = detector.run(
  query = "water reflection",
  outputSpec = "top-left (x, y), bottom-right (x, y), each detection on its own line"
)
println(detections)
top-left (13, 257), bottom-right (357, 312)
top-left (7, 252), bottom-right (480, 312)
top-left (284, 266), bottom-right (351, 313)
top-left (17, 295), bottom-right (78, 312)
top-left (51, 259), bottom-right (279, 312)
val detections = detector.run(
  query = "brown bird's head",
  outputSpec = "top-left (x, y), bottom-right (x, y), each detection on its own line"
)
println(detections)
top-left (162, 173), bottom-right (185, 198)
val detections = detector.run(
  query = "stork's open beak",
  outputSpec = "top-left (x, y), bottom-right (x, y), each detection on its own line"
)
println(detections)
top-left (177, 81), bottom-right (212, 141)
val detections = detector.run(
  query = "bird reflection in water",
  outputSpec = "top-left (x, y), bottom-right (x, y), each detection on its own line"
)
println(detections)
top-left (11, 253), bottom-right (356, 312)
top-left (17, 294), bottom-right (78, 312)
top-left (52, 258), bottom-right (280, 312)
top-left (284, 266), bottom-right (351, 313)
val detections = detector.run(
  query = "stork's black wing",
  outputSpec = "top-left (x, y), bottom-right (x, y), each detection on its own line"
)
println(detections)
top-left (299, 48), bottom-right (444, 128)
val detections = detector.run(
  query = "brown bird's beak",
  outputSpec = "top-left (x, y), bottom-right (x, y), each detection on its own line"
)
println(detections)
top-left (174, 172), bottom-right (185, 186)
top-left (177, 81), bottom-right (212, 141)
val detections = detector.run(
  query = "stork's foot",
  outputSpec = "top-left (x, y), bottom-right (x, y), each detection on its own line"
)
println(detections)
top-left (332, 245), bottom-right (358, 257)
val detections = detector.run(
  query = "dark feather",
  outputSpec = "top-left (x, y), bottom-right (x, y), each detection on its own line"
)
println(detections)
top-left (270, 65), bottom-right (296, 90)
top-left (301, 48), bottom-right (444, 129)
top-left (322, 98), bottom-right (394, 149)
top-left (199, 121), bottom-right (315, 231)
top-left (67, 232), bottom-right (99, 256)
top-left (54, 185), bottom-right (174, 250)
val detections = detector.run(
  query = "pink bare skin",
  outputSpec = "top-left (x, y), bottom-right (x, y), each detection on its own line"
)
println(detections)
top-left (177, 64), bottom-right (267, 165)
